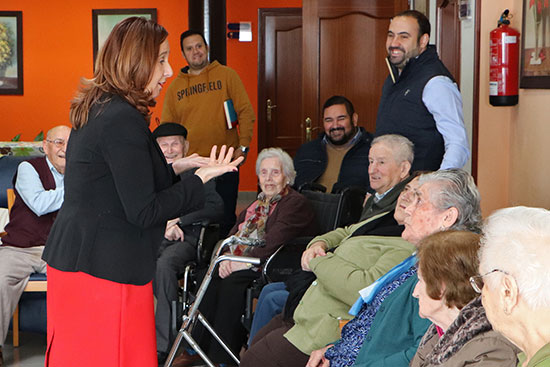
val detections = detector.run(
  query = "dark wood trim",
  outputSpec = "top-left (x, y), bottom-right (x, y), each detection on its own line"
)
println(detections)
top-left (301, 0), bottom-right (319, 139)
top-left (189, 0), bottom-right (227, 66)
top-left (257, 8), bottom-right (302, 151)
top-left (471, 0), bottom-right (481, 182)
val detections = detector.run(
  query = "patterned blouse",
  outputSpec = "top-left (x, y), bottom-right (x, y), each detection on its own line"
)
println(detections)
top-left (325, 266), bottom-right (418, 367)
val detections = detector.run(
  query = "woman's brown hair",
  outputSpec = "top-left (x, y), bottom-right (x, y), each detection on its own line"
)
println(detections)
top-left (417, 230), bottom-right (481, 309)
top-left (70, 17), bottom-right (168, 128)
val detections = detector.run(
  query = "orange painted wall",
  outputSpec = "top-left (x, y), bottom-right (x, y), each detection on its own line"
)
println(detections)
top-left (1, 0), bottom-right (187, 139)
top-left (0, 0), bottom-right (301, 191)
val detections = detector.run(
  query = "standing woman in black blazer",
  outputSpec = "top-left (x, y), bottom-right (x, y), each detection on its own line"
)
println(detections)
top-left (42, 17), bottom-right (242, 367)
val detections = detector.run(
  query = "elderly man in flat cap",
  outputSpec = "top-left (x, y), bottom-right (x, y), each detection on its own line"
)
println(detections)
top-left (152, 123), bottom-right (224, 363)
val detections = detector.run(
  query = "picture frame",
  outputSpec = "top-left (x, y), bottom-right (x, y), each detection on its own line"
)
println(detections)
top-left (92, 8), bottom-right (157, 66)
top-left (0, 11), bottom-right (23, 95)
top-left (520, 0), bottom-right (550, 88)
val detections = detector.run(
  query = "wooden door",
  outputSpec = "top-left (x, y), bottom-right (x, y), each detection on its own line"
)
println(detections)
top-left (436, 0), bottom-right (461, 84)
top-left (258, 8), bottom-right (303, 156)
top-left (302, 0), bottom-right (409, 139)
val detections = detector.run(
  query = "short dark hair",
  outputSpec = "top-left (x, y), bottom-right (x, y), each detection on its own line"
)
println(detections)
top-left (417, 230), bottom-right (481, 309)
top-left (322, 95), bottom-right (355, 118)
top-left (180, 30), bottom-right (208, 53)
top-left (394, 10), bottom-right (430, 41)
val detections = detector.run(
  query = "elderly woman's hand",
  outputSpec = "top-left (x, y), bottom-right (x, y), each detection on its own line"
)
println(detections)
top-left (306, 345), bottom-right (332, 367)
top-left (218, 260), bottom-right (250, 279)
top-left (195, 145), bottom-right (244, 183)
top-left (219, 260), bottom-right (233, 278)
top-left (301, 241), bottom-right (328, 271)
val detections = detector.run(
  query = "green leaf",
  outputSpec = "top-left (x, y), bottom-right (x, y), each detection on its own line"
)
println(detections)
top-left (34, 131), bottom-right (44, 141)
top-left (11, 134), bottom-right (21, 142)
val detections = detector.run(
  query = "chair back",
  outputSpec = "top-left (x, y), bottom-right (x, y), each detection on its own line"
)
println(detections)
top-left (262, 186), bottom-right (366, 283)
top-left (0, 156), bottom-right (30, 208)
top-left (7, 188), bottom-right (15, 212)
top-left (301, 186), bottom-right (365, 233)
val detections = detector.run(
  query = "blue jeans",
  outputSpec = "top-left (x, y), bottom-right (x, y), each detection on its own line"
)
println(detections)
top-left (248, 282), bottom-right (289, 345)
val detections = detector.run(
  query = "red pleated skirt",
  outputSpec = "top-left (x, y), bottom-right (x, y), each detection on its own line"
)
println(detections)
top-left (45, 266), bottom-right (157, 367)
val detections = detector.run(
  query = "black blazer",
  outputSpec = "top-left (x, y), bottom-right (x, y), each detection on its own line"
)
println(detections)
top-left (43, 95), bottom-right (205, 285)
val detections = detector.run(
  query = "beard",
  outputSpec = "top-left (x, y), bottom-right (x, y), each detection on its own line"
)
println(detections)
top-left (387, 46), bottom-right (420, 70)
top-left (327, 126), bottom-right (357, 146)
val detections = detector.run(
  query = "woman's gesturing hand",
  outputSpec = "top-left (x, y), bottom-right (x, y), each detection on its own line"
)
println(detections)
top-left (194, 145), bottom-right (245, 183)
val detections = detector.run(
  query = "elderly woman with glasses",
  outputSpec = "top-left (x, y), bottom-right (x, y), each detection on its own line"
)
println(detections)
top-left (409, 230), bottom-right (517, 367)
top-left (477, 206), bottom-right (550, 367)
top-left (307, 169), bottom-right (484, 367)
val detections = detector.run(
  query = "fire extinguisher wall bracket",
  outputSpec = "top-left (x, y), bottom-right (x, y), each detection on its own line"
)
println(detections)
top-left (489, 13), bottom-right (520, 107)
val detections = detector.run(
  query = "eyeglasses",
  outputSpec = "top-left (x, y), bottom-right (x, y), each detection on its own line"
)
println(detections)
top-left (46, 139), bottom-right (66, 148)
top-left (469, 269), bottom-right (509, 294)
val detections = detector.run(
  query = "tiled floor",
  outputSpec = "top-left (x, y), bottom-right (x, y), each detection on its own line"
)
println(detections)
top-left (2, 192), bottom-right (257, 367)
top-left (2, 331), bottom-right (46, 367)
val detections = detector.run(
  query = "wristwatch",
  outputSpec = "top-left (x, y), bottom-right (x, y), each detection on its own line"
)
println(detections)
top-left (240, 146), bottom-right (249, 154)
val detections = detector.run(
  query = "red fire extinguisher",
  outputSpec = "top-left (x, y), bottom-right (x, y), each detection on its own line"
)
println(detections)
top-left (489, 9), bottom-right (520, 106)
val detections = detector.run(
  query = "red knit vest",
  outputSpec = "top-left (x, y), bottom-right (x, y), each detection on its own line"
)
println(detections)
top-left (2, 157), bottom-right (59, 248)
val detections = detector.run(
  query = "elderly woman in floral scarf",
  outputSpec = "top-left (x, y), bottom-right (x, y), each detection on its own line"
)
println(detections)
top-left (178, 147), bottom-right (317, 367)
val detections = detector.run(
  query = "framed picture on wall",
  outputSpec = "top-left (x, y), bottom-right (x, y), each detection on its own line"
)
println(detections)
top-left (92, 8), bottom-right (157, 66)
top-left (520, 0), bottom-right (550, 88)
top-left (0, 11), bottom-right (23, 95)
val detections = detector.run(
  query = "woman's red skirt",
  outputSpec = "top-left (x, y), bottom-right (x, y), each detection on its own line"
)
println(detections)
top-left (45, 266), bottom-right (157, 367)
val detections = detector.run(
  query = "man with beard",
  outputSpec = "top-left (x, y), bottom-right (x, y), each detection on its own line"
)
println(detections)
top-left (294, 95), bottom-right (373, 192)
top-left (375, 10), bottom-right (470, 171)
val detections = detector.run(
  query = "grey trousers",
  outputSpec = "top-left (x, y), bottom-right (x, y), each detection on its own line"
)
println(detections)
top-left (153, 240), bottom-right (196, 354)
top-left (0, 245), bottom-right (46, 346)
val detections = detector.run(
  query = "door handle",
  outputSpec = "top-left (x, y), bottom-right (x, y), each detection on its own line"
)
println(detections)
top-left (304, 117), bottom-right (321, 142)
top-left (266, 99), bottom-right (277, 123)
top-left (305, 117), bottom-right (312, 141)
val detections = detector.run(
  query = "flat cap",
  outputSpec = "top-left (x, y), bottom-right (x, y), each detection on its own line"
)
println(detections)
top-left (152, 123), bottom-right (188, 139)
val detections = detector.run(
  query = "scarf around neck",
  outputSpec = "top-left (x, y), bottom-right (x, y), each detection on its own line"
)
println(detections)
top-left (232, 186), bottom-right (289, 256)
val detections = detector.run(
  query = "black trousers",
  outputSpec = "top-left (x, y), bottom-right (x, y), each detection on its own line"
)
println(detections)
top-left (215, 171), bottom-right (239, 238)
top-left (196, 268), bottom-right (260, 364)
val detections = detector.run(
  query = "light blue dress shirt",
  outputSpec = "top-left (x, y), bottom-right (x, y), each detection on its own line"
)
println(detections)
top-left (14, 157), bottom-right (64, 216)
top-left (422, 75), bottom-right (470, 169)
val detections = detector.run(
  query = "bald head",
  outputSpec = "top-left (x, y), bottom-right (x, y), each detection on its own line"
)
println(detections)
top-left (368, 134), bottom-right (413, 194)
top-left (43, 125), bottom-right (71, 174)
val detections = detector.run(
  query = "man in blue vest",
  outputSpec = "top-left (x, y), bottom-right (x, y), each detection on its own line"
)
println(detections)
top-left (375, 10), bottom-right (470, 171)
top-left (0, 125), bottom-right (70, 365)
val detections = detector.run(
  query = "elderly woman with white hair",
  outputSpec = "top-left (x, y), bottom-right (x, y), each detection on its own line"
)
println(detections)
top-left (179, 147), bottom-right (317, 366)
top-left (476, 206), bottom-right (550, 367)
top-left (306, 169), bottom-right (484, 367)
